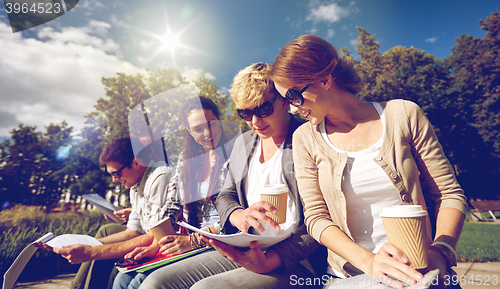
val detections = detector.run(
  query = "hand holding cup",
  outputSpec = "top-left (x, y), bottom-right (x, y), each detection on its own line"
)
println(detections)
top-left (381, 205), bottom-right (429, 269)
top-left (260, 184), bottom-right (288, 224)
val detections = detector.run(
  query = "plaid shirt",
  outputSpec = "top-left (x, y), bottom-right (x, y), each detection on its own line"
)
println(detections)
top-left (164, 148), bottom-right (230, 230)
top-left (127, 162), bottom-right (174, 234)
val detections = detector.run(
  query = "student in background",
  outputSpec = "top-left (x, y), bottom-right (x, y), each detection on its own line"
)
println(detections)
top-left (113, 96), bottom-right (233, 289)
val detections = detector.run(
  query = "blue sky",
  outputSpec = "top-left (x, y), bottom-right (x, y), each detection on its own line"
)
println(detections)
top-left (0, 0), bottom-right (498, 137)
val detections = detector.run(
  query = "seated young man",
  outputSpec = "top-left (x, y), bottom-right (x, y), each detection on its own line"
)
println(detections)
top-left (38, 136), bottom-right (175, 289)
top-left (138, 63), bottom-right (327, 289)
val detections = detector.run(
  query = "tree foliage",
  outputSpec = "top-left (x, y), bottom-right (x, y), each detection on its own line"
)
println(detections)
top-left (442, 11), bottom-right (500, 199)
top-left (0, 122), bottom-right (73, 207)
top-left (353, 11), bottom-right (500, 200)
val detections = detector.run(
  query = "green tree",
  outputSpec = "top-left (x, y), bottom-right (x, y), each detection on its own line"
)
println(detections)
top-left (354, 19), bottom-right (500, 200)
top-left (0, 122), bottom-right (74, 207)
top-left (355, 27), bottom-right (385, 101)
top-left (355, 27), bottom-right (451, 112)
top-left (38, 122), bottom-right (75, 206)
top-left (443, 11), bottom-right (500, 199)
top-left (97, 73), bottom-right (152, 141)
top-left (445, 11), bottom-right (500, 156)
top-left (0, 125), bottom-right (41, 206)
top-left (64, 123), bottom-right (110, 206)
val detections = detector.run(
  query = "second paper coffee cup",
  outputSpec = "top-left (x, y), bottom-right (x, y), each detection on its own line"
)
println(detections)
top-left (261, 184), bottom-right (288, 224)
top-left (381, 205), bottom-right (429, 269)
top-left (149, 217), bottom-right (175, 243)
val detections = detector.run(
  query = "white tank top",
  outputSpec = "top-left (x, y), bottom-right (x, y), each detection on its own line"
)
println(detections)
top-left (320, 103), bottom-right (402, 254)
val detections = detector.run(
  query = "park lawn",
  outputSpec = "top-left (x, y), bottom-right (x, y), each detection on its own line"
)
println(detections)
top-left (456, 222), bottom-right (500, 262)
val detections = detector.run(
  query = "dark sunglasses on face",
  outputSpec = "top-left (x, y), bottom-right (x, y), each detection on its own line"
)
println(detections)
top-left (237, 94), bottom-right (281, 121)
top-left (108, 161), bottom-right (131, 179)
top-left (285, 84), bottom-right (311, 107)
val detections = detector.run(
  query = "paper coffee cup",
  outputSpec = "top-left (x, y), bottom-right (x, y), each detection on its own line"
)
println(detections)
top-left (149, 217), bottom-right (174, 243)
top-left (261, 184), bottom-right (288, 224)
top-left (381, 205), bottom-right (429, 269)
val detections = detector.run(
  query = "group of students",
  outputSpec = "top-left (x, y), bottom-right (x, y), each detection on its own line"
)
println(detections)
top-left (47, 35), bottom-right (467, 289)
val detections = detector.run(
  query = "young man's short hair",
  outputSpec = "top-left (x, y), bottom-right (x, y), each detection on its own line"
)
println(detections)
top-left (99, 136), bottom-right (141, 166)
top-left (229, 62), bottom-right (278, 109)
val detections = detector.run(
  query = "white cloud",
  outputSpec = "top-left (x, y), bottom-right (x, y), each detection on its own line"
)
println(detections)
top-left (0, 20), bottom-right (145, 136)
top-left (327, 28), bottom-right (335, 38)
top-left (308, 27), bottom-right (318, 34)
top-left (306, 0), bottom-right (357, 24)
top-left (219, 86), bottom-right (229, 95)
top-left (136, 56), bottom-right (148, 66)
top-left (111, 1), bottom-right (125, 8)
top-left (181, 66), bottom-right (216, 83)
top-left (38, 20), bottom-right (120, 54)
top-left (78, 0), bottom-right (106, 13)
top-left (350, 38), bottom-right (359, 46)
top-left (139, 40), bottom-right (155, 51)
top-left (110, 14), bottom-right (129, 28)
top-left (425, 37), bottom-right (437, 43)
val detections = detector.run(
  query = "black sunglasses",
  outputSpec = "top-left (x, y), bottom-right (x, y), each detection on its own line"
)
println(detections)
top-left (237, 94), bottom-right (281, 121)
top-left (284, 84), bottom-right (311, 107)
top-left (108, 161), bottom-right (131, 179)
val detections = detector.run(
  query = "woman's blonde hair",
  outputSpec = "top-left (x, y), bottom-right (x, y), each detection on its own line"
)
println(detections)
top-left (270, 34), bottom-right (362, 94)
top-left (229, 62), bottom-right (278, 109)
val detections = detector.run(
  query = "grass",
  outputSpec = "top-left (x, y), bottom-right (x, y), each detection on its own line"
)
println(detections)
top-left (0, 205), bottom-right (109, 283)
top-left (456, 221), bottom-right (500, 262)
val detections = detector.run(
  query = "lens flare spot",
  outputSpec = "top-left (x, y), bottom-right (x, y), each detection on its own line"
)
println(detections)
top-left (55, 146), bottom-right (71, 161)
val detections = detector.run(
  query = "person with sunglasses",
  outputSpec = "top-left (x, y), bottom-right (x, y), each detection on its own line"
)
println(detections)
top-left (37, 136), bottom-right (174, 289)
top-left (138, 63), bottom-right (327, 289)
top-left (270, 35), bottom-right (467, 289)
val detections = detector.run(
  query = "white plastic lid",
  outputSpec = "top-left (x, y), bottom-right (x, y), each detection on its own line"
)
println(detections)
top-left (380, 205), bottom-right (428, 218)
top-left (261, 184), bottom-right (288, 195)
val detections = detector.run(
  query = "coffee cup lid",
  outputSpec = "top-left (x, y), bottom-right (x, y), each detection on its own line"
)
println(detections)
top-left (261, 184), bottom-right (288, 195)
top-left (380, 205), bottom-right (428, 218)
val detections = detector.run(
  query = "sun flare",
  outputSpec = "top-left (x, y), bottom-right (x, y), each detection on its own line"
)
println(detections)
top-left (161, 31), bottom-right (181, 53)
top-left (134, 14), bottom-right (203, 65)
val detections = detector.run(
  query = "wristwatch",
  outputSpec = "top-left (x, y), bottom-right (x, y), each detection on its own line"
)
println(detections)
top-left (429, 241), bottom-right (457, 268)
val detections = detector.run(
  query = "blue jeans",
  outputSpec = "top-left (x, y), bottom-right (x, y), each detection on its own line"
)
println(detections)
top-left (113, 272), bottom-right (147, 289)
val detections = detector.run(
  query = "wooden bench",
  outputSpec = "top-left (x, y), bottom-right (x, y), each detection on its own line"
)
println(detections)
top-left (469, 199), bottom-right (500, 221)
